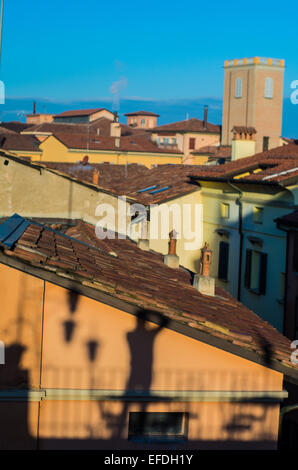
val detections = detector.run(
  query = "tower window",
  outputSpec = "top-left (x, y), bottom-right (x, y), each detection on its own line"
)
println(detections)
top-left (235, 77), bottom-right (242, 98)
top-left (263, 136), bottom-right (269, 151)
top-left (265, 77), bottom-right (274, 98)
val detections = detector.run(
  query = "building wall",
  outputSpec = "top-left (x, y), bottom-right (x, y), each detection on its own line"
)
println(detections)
top-left (222, 60), bottom-right (284, 153)
top-left (198, 182), bottom-right (295, 332)
top-left (0, 264), bottom-right (283, 449)
top-left (151, 131), bottom-right (220, 164)
top-left (126, 115), bottom-right (158, 129)
top-left (0, 154), bottom-right (130, 232)
top-left (26, 114), bottom-right (54, 125)
top-left (38, 135), bottom-right (184, 167)
top-left (146, 191), bottom-right (203, 273)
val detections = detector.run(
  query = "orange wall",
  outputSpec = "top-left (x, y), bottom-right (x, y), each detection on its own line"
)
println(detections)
top-left (0, 263), bottom-right (283, 449)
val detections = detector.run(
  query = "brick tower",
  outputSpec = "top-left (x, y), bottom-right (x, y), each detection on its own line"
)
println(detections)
top-left (221, 57), bottom-right (285, 153)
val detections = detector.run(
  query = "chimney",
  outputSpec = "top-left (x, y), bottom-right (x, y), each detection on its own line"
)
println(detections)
top-left (231, 126), bottom-right (256, 161)
top-left (33, 101), bottom-right (36, 115)
top-left (92, 169), bottom-right (99, 185)
top-left (164, 230), bottom-right (179, 268)
top-left (193, 242), bottom-right (215, 296)
top-left (115, 136), bottom-right (120, 148)
top-left (111, 112), bottom-right (121, 138)
top-left (203, 105), bottom-right (208, 128)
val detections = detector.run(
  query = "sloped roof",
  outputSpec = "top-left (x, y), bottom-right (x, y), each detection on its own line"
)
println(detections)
top-left (47, 133), bottom-right (183, 155)
top-left (23, 118), bottom-right (147, 138)
top-left (0, 214), bottom-right (296, 380)
top-left (124, 111), bottom-right (159, 117)
top-left (0, 121), bottom-right (32, 133)
top-left (0, 133), bottom-right (41, 152)
top-left (191, 143), bottom-right (298, 186)
top-left (54, 108), bottom-right (112, 118)
top-left (152, 118), bottom-right (220, 134)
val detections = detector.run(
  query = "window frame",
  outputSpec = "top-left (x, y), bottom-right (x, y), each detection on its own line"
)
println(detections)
top-left (128, 412), bottom-right (189, 443)
top-left (265, 77), bottom-right (274, 99)
top-left (235, 77), bottom-right (243, 98)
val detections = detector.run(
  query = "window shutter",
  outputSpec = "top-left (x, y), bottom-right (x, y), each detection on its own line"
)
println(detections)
top-left (244, 249), bottom-right (252, 289)
top-left (218, 242), bottom-right (229, 280)
top-left (259, 253), bottom-right (267, 295)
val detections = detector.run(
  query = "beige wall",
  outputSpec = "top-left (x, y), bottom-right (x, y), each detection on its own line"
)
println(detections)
top-left (0, 154), bottom-right (131, 231)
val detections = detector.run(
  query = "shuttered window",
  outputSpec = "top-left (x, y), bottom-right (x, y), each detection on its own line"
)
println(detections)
top-left (218, 242), bottom-right (229, 280)
top-left (189, 138), bottom-right (195, 150)
top-left (265, 77), bottom-right (274, 98)
top-left (244, 249), bottom-right (267, 295)
top-left (235, 77), bottom-right (242, 98)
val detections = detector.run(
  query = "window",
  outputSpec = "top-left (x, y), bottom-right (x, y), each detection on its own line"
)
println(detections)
top-left (221, 203), bottom-right (230, 219)
top-left (128, 412), bottom-right (188, 442)
top-left (218, 241), bottom-right (229, 281)
top-left (245, 249), bottom-right (267, 294)
top-left (235, 77), bottom-right (242, 98)
top-left (164, 137), bottom-right (169, 144)
top-left (172, 137), bottom-right (177, 144)
top-left (253, 206), bottom-right (264, 224)
top-left (141, 119), bottom-right (146, 127)
top-left (263, 136), bottom-right (269, 151)
top-left (265, 77), bottom-right (274, 98)
top-left (189, 138), bottom-right (195, 150)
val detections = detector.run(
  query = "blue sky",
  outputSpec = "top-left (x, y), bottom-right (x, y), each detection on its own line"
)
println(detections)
top-left (2, 0), bottom-right (298, 102)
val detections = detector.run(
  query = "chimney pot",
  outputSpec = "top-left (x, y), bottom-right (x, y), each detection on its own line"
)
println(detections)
top-left (193, 242), bottom-right (215, 296)
top-left (203, 105), bottom-right (208, 128)
top-left (164, 230), bottom-right (179, 268)
top-left (92, 169), bottom-right (99, 185)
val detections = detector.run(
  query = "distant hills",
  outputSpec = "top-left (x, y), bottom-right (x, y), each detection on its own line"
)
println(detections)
top-left (1, 96), bottom-right (297, 138)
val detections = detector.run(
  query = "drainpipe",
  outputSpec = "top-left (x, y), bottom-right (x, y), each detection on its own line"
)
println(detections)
top-left (227, 180), bottom-right (243, 301)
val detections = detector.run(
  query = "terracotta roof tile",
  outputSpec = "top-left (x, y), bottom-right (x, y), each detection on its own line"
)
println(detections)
top-left (124, 111), bottom-right (160, 117)
top-left (152, 118), bottom-right (220, 134)
top-left (0, 215), bottom-right (296, 378)
top-left (50, 133), bottom-right (182, 155)
top-left (54, 108), bottom-right (111, 118)
top-left (0, 133), bottom-right (41, 152)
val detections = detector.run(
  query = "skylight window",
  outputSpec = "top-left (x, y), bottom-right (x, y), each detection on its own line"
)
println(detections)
top-left (149, 186), bottom-right (171, 194)
top-left (137, 185), bottom-right (158, 193)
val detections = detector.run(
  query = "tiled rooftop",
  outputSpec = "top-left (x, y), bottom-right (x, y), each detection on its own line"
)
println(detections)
top-left (192, 143), bottom-right (298, 185)
top-left (0, 133), bottom-right (41, 152)
top-left (0, 214), bottom-right (296, 379)
top-left (54, 108), bottom-right (110, 118)
top-left (49, 133), bottom-right (182, 155)
top-left (152, 118), bottom-right (220, 134)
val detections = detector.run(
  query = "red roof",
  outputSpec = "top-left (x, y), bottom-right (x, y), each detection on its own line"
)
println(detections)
top-left (0, 214), bottom-right (296, 380)
top-left (54, 108), bottom-right (111, 118)
top-left (152, 118), bottom-right (220, 134)
top-left (192, 143), bottom-right (298, 185)
top-left (49, 133), bottom-right (183, 155)
top-left (124, 111), bottom-right (160, 117)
